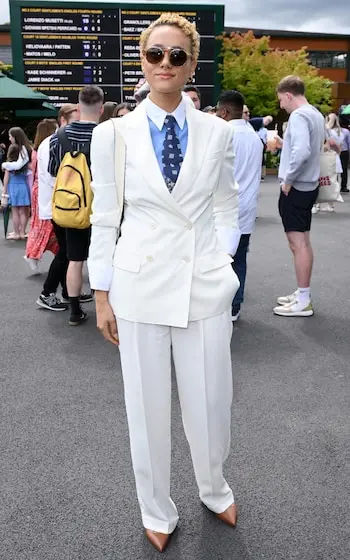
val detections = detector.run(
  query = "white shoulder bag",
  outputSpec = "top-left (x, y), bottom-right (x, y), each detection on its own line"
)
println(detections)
top-left (317, 150), bottom-right (341, 203)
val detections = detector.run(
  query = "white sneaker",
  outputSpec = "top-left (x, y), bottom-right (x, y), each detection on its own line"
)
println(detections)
top-left (231, 309), bottom-right (241, 322)
top-left (276, 290), bottom-right (298, 306)
top-left (312, 205), bottom-right (319, 214)
top-left (273, 300), bottom-right (314, 317)
top-left (24, 256), bottom-right (40, 275)
top-left (320, 203), bottom-right (335, 213)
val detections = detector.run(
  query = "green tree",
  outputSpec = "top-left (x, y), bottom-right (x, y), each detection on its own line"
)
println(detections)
top-left (0, 61), bottom-right (13, 77)
top-left (219, 31), bottom-right (331, 116)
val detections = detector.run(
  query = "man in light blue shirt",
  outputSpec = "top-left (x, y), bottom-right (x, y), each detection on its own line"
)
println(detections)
top-left (216, 89), bottom-right (263, 322)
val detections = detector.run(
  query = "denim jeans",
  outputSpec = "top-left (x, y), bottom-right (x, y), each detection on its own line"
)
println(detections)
top-left (232, 234), bottom-right (251, 308)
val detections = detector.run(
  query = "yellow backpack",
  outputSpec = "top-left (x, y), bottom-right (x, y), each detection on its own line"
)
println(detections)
top-left (52, 128), bottom-right (93, 229)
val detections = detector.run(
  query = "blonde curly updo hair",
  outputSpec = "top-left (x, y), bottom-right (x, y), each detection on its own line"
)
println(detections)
top-left (140, 13), bottom-right (200, 60)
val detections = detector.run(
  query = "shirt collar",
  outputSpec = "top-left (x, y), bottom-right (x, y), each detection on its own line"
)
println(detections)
top-left (145, 95), bottom-right (186, 131)
top-left (230, 119), bottom-right (250, 126)
top-left (229, 119), bottom-right (256, 131)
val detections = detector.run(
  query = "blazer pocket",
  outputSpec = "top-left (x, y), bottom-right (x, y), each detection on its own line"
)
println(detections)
top-left (114, 252), bottom-right (141, 273)
top-left (198, 252), bottom-right (233, 273)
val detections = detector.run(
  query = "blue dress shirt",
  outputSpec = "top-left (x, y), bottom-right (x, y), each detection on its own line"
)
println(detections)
top-left (144, 96), bottom-right (188, 175)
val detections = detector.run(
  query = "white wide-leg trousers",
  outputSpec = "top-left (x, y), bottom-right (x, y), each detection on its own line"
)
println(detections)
top-left (117, 310), bottom-right (234, 534)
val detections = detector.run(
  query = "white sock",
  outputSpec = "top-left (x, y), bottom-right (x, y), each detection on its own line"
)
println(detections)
top-left (297, 287), bottom-right (311, 306)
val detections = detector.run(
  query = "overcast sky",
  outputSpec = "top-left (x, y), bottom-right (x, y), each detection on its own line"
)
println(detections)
top-left (1, 0), bottom-right (350, 33)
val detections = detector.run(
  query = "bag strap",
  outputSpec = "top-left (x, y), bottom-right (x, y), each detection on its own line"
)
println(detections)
top-left (57, 126), bottom-right (93, 170)
top-left (111, 118), bottom-right (126, 233)
top-left (57, 126), bottom-right (73, 156)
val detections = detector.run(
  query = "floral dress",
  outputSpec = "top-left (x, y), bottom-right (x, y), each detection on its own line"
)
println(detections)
top-left (25, 150), bottom-right (58, 259)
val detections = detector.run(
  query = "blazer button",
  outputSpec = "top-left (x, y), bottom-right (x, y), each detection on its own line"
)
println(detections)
top-left (150, 224), bottom-right (156, 230)
top-left (185, 224), bottom-right (192, 230)
top-left (183, 256), bottom-right (191, 263)
top-left (146, 255), bottom-right (153, 262)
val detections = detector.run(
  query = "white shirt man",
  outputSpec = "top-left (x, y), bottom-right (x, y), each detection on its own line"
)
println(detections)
top-left (233, 119), bottom-right (264, 231)
top-left (216, 90), bottom-right (263, 321)
top-left (37, 135), bottom-right (55, 220)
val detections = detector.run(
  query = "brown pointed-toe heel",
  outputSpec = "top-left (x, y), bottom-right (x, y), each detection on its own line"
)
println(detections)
top-left (216, 503), bottom-right (238, 527)
top-left (145, 529), bottom-right (171, 553)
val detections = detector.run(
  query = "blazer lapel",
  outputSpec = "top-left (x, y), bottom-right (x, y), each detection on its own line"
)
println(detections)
top-left (127, 104), bottom-right (165, 194)
top-left (127, 103), bottom-right (192, 220)
top-left (172, 105), bottom-right (215, 204)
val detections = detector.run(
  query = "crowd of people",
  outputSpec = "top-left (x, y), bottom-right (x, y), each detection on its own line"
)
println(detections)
top-left (0, 12), bottom-right (349, 552)
top-left (1, 79), bottom-right (348, 323)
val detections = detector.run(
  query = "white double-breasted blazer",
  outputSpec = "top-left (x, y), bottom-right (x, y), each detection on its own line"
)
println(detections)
top-left (88, 97), bottom-right (240, 328)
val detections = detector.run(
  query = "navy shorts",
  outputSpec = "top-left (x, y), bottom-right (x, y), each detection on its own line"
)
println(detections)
top-left (278, 186), bottom-right (319, 233)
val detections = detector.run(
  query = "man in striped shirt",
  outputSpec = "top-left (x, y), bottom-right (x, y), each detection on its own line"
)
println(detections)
top-left (37, 104), bottom-right (78, 314)
top-left (48, 101), bottom-right (99, 176)
top-left (48, 85), bottom-right (104, 326)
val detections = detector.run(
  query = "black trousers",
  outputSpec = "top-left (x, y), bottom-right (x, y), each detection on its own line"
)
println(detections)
top-left (340, 151), bottom-right (349, 190)
top-left (42, 221), bottom-right (68, 298)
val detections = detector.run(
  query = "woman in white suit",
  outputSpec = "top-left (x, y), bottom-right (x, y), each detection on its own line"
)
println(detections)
top-left (88, 13), bottom-right (240, 553)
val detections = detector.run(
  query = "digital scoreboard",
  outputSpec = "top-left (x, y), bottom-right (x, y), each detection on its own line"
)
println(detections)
top-left (10, 2), bottom-right (224, 109)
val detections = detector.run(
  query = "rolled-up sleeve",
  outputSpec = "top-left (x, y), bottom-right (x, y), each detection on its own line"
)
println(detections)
top-left (214, 127), bottom-right (241, 256)
top-left (87, 121), bottom-right (121, 291)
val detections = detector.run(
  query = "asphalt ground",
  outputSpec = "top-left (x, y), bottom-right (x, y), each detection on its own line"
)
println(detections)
top-left (1, 177), bottom-right (349, 560)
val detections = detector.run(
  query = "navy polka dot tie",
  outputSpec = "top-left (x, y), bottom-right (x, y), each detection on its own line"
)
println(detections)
top-left (162, 115), bottom-right (183, 193)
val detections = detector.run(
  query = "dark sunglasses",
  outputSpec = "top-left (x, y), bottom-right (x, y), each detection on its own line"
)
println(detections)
top-left (144, 46), bottom-right (191, 67)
